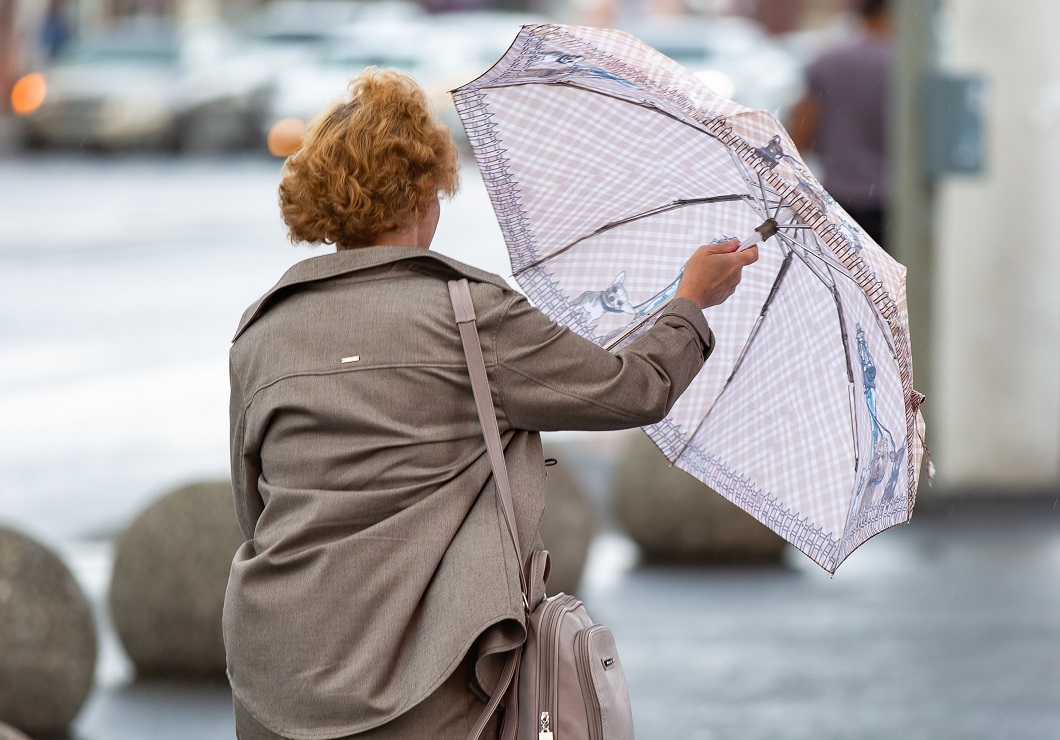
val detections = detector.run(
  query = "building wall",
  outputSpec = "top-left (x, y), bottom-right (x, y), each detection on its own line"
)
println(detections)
top-left (934, 0), bottom-right (1060, 489)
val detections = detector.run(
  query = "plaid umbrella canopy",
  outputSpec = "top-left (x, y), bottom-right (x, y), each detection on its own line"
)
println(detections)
top-left (452, 24), bottom-right (927, 573)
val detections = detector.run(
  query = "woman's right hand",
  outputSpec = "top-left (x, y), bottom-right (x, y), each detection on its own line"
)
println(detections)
top-left (673, 239), bottom-right (759, 309)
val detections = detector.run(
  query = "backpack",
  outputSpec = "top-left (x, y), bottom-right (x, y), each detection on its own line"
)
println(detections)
top-left (450, 278), bottom-right (636, 740)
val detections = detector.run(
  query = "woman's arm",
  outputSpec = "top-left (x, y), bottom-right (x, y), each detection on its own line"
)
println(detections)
top-left (229, 359), bottom-right (264, 540)
top-left (492, 239), bottom-right (756, 432)
top-left (493, 294), bottom-right (713, 432)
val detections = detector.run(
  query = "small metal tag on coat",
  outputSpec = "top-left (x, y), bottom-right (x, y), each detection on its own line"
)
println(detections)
top-left (603, 656), bottom-right (616, 669)
top-left (340, 356), bottom-right (360, 364)
top-left (539, 733), bottom-right (554, 740)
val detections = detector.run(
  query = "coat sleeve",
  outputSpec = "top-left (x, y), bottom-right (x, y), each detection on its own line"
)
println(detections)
top-left (229, 355), bottom-right (264, 541)
top-left (492, 295), bottom-right (715, 432)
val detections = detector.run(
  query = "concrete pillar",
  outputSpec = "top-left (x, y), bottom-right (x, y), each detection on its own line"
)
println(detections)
top-left (934, 0), bottom-right (1060, 488)
top-left (891, 0), bottom-right (938, 491)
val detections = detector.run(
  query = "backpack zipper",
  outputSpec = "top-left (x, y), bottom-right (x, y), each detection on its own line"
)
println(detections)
top-left (537, 595), bottom-right (579, 738)
top-left (539, 710), bottom-right (553, 739)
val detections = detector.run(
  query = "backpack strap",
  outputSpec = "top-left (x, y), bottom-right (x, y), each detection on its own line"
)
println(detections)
top-left (449, 278), bottom-right (529, 740)
top-left (449, 278), bottom-right (528, 602)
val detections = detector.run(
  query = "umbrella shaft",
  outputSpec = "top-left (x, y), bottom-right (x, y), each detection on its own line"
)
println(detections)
top-left (738, 232), bottom-right (762, 251)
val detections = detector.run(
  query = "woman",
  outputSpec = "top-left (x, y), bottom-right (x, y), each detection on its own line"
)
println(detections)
top-left (225, 69), bottom-right (757, 739)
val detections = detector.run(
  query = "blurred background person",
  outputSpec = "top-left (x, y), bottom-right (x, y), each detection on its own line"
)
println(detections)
top-left (789, 0), bottom-right (893, 251)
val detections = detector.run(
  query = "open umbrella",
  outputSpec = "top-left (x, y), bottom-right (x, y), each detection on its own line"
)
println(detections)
top-left (452, 24), bottom-right (927, 573)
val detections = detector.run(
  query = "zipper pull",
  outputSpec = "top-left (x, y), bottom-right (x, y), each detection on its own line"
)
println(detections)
top-left (539, 710), bottom-right (553, 739)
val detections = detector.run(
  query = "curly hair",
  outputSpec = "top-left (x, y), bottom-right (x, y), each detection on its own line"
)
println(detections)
top-left (278, 68), bottom-right (459, 248)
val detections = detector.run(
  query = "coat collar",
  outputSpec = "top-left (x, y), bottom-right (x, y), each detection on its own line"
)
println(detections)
top-left (233, 246), bottom-right (510, 342)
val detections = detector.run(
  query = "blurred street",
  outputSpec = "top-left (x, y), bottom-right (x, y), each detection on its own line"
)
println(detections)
top-left (0, 152), bottom-right (511, 544)
top-left (2, 154), bottom-right (1059, 739)
top-left (61, 495), bottom-right (1060, 739)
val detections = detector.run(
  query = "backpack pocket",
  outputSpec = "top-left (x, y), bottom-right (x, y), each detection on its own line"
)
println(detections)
top-left (575, 625), bottom-right (635, 739)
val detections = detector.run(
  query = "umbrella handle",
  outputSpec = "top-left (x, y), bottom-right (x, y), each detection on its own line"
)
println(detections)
top-left (738, 218), bottom-right (779, 251)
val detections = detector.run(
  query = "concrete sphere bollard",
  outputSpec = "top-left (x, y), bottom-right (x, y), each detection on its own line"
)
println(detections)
top-left (538, 453), bottom-right (596, 596)
top-left (613, 433), bottom-right (786, 563)
top-left (0, 527), bottom-right (97, 737)
top-left (109, 481), bottom-right (244, 679)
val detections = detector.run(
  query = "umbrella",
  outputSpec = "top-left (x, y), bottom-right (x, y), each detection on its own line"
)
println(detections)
top-left (452, 24), bottom-right (927, 573)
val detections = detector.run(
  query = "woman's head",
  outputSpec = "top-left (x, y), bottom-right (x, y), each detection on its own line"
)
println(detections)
top-left (279, 68), bottom-right (459, 249)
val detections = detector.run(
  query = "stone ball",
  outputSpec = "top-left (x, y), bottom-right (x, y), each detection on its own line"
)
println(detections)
top-left (612, 433), bottom-right (786, 564)
top-left (538, 449), bottom-right (596, 596)
top-left (109, 480), bottom-right (244, 679)
top-left (0, 527), bottom-right (97, 737)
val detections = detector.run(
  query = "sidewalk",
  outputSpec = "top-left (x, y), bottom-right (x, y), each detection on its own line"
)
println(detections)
top-left (65, 495), bottom-right (1060, 740)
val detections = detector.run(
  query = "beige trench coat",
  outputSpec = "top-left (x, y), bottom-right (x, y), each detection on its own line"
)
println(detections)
top-left (225, 246), bottom-right (714, 739)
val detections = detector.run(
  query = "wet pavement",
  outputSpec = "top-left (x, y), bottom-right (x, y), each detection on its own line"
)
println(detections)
top-left (52, 494), bottom-right (1060, 740)
top-left (589, 497), bottom-right (1060, 740)
top-left (3, 155), bottom-right (1059, 738)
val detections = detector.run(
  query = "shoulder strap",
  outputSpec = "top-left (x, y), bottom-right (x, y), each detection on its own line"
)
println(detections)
top-left (449, 279), bottom-right (525, 740)
top-left (448, 278), bottom-right (528, 600)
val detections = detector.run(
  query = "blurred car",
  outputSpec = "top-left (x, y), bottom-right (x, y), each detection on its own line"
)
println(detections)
top-left (255, 9), bottom-right (550, 154)
top-left (427, 11), bottom-right (550, 143)
top-left (20, 18), bottom-right (269, 152)
top-left (624, 16), bottom-right (804, 119)
top-left (258, 15), bottom-right (449, 149)
top-left (240, 0), bottom-right (424, 73)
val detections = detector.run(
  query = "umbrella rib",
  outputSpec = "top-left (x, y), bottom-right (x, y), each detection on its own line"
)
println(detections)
top-left (776, 228), bottom-right (870, 285)
top-left (775, 230), bottom-right (898, 358)
top-left (774, 230), bottom-right (837, 290)
top-left (601, 299), bottom-right (674, 351)
top-left (733, 149), bottom-right (793, 225)
top-left (825, 272), bottom-right (860, 476)
top-left (729, 149), bottom-right (771, 221)
top-left (777, 228), bottom-right (893, 375)
top-left (827, 280), bottom-right (856, 384)
top-left (809, 249), bottom-right (861, 472)
top-left (755, 170), bottom-right (772, 217)
top-left (512, 194), bottom-right (754, 275)
top-left (731, 148), bottom-right (798, 226)
top-left (775, 231), bottom-right (861, 472)
top-left (674, 249), bottom-right (796, 461)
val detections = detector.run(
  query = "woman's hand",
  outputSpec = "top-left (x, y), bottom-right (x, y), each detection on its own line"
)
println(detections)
top-left (674, 239), bottom-right (759, 309)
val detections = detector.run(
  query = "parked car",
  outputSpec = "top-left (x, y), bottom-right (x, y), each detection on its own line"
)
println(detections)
top-left (21, 18), bottom-right (269, 152)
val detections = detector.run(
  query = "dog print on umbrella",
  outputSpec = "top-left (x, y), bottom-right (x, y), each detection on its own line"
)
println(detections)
top-left (571, 235), bottom-right (733, 328)
top-left (753, 135), bottom-right (870, 253)
top-left (571, 269), bottom-right (685, 326)
top-left (572, 271), bottom-right (636, 322)
top-left (753, 135), bottom-right (831, 212)
top-left (754, 136), bottom-right (786, 169)
top-left (520, 51), bottom-right (636, 88)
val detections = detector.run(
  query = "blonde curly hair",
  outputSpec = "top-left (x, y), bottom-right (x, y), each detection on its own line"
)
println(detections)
top-left (279, 68), bottom-right (459, 248)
